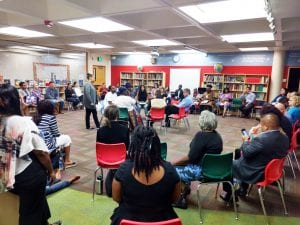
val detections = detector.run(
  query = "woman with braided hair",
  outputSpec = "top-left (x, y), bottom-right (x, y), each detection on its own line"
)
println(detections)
top-left (110, 125), bottom-right (181, 225)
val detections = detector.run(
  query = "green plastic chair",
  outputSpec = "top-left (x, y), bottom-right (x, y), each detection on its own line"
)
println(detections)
top-left (197, 152), bottom-right (238, 223)
top-left (118, 107), bottom-right (129, 121)
top-left (160, 142), bottom-right (167, 160)
top-left (230, 98), bottom-right (243, 116)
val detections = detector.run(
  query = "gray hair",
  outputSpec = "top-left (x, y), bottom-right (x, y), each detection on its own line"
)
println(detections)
top-left (199, 110), bottom-right (217, 131)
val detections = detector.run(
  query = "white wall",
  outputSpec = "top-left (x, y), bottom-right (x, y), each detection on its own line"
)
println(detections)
top-left (0, 51), bottom-right (86, 84)
top-left (87, 52), bottom-right (111, 85)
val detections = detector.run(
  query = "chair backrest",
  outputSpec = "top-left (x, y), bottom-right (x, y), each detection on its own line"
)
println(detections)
top-left (119, 107), bottom-right (129, 120)
top-left (150, 108), bottom-right (165, 120)
top-left (290, 128), bottom-right (300, 150)
top-left (293, 120), bottom-right (300, 133)
top-left (171, 99), bottom-right (180, 105)
top-left (120, 218), bottom-right (182, 225)
top-left (201, 152), bottom-right (233, 180)
top-left (160, 142), bottom-right (167, 160)
top-left (260, 158), bottom-right (285, 186)
top-left (96, 142), bottom-right (126, 167)
top-left (232, 98), bottom-right (242, 105)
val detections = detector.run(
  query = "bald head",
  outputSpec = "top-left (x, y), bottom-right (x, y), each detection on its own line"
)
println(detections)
top-left (260, 113), bottom-right (280, 131)
top-left (275, 102), bottom-right (286, 114)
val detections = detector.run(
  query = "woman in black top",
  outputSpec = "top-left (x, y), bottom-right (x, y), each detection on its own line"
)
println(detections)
top-left (136, 85), bottom-right (148, 115)
top-left (65, 83), bottom-right (80, 108)
top-left (96, 105), bottom-right (130, 196)
top-left (110, 126), bottom-right (180, 225)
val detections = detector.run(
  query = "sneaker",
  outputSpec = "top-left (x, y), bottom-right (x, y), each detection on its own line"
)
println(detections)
top-left (172, 195), bottom-right (188, 209)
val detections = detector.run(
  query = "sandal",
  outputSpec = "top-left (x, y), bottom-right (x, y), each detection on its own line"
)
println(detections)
top-left (65, 161), bottom-right (77, 169)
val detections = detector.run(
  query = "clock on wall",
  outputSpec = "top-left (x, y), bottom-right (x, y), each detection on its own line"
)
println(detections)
top-left (172, 55), bottom-right (180, 63)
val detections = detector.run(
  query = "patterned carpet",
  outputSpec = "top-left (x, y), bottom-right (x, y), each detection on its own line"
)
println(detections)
top-left (55, 109), bottom-right (300, 220)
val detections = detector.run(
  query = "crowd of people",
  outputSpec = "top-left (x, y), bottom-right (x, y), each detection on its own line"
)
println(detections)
top-left (1, 74), bottom-right (300, 225)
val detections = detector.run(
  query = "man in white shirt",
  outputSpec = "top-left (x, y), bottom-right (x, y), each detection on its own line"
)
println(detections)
top-left (104, 86), bottom-right (117, 109)
top-left (113, 86), bottom-right (136, 112)
top-left (239, 86), bottom-right (256, 118)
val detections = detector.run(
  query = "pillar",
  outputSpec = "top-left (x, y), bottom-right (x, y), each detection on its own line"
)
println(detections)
top-left (269, 50), bottom-right (286, 102)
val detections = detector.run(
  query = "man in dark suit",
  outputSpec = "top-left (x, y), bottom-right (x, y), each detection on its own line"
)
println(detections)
top-left (175, 84), bottom-right (184, 100)
top-left (221, 113), bottom-right (289, 201)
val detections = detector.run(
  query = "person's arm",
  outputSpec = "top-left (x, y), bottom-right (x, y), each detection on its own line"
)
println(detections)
top-left (45, 88), bottom-right (53, 99)
top-left (171, 182), bottom-right (181, 203)
top-left (112, 178), bottom-right (122, 203)
top-left (176, 98), bottom-right (186, 108)
top-left (49, 116), bottom-right (60, 137)
top-left (32, 150), bottom-right (55, 179)
top-left (241, 136), bottom-right (264, 159)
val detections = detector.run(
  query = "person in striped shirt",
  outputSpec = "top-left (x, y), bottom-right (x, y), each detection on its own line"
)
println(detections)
top-left (33, 100), bottom-right (77, 179)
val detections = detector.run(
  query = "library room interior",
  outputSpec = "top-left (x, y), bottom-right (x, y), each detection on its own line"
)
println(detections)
top-left (1, 0), bottom-right (300, 225)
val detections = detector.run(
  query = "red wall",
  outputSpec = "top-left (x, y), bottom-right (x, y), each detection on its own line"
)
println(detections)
top-left (111, 65), bottom-right (272, 87)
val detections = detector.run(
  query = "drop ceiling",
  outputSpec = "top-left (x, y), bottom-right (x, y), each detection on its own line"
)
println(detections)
top-left (0, 0), bottom-right (299, 54)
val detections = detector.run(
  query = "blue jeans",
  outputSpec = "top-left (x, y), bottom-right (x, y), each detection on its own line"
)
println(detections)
top-left (48, 99), bottom-right (64, 112)
top-left (137, 102), bottom-right (148, 115)
top-left (46, 180), bottom-right (70, 195)
top-left (175, 164), bottom-right (202, 183)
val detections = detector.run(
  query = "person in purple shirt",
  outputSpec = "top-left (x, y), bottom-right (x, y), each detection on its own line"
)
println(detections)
top-left (165, 88), bottom-right (193, 127)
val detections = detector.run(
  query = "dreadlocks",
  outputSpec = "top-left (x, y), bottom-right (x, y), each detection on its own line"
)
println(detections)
top-left (128, 125), bottom-right (162, 181)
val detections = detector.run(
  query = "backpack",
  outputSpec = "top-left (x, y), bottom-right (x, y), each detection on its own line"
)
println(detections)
top-left (0, 118), bottom-right (21, 193)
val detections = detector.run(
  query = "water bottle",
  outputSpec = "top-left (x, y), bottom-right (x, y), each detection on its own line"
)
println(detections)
top-left (58, 155), bottom-right (64, 170)
top-left (95, 175), bottom-right (103, 194)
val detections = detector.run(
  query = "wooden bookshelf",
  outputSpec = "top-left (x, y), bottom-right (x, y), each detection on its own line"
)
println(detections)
top-left (202, 73), bottom-right (270, 101)
top-left (120, 72), bottom-right (165, 89)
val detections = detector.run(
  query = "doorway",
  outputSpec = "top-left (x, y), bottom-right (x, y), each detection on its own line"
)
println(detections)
top-left (287, 67), bottom-right (300, 92)
top-left (92, 65), bottom-right (106, 85)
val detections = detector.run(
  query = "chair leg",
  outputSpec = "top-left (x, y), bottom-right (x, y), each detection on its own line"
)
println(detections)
top-left (246, 184), bottom-right (253, 197)
top-left (276, 180), bottom-right (288, 215)
top-left (225, 181), bottom-right (238, 220)
top-left (282, 169), bottom-right (286, 193)
top-left (287, 154), bottom-right (296, 179)
top-left (100, 168), bottom-right (104, 194)
top-left (292, 150), bottom-right (300, 171)
top-left (258, 186), bottom-right (269, 225)
top-left (197, 183), bottom-right (204, 224)
top-left (92, 167), bottom-right (101, 201)
top-left (215, 183), bottom-right (220, 199)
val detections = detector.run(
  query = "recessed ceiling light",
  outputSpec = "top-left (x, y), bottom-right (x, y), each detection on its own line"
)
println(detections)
top-left (0, 26), bottom-right (52, 37)
top-left (239, 47), bottom-right (269, 51)
top-left (59, 17), bottom-right (133, 33)
top-left (132, 39), bottom-right (179, 46)
top-left (179, 0), bottom-right (266, 23)
top-left (221, 33), bottom-right (274, 43)
top-left (70, 43), bottom-right (113, 49)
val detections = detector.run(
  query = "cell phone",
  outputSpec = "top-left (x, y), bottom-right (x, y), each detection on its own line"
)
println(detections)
top-left (241, 128), bottom-right (249, 137)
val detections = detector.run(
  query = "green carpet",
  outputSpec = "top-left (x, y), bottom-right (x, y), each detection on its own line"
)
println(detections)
top-left (47, 188), bottom-right (300, 225)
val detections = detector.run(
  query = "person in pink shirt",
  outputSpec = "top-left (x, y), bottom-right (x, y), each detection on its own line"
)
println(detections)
top-left (216, 87), bottom-right (233, 117)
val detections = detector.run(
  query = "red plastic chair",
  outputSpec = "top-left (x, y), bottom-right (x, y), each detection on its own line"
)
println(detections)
top-left (249, 158), bottom-right (287, 224)
top-left (120, 218), bottom-right (182, 225)
top-left (169, 107), bottom-right (189, 129)
top-left (170, 99), bottom-right (180, 105)
top-left (92, 142), bottom-right (126, 200)
top-left (286, 128), bottom-right (300, 179)
top-left (148, 107), bottom-right (166, 134)
top-left (292, 120), bottom-right (300, 133)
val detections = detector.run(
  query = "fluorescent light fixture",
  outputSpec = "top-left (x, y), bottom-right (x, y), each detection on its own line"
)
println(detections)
top-left (119, 52), bottom-right (149, 55)
top-left (0, 26), bottom-right (52, 37)
top-left (171, 50), bottom-right (202, 54)
top-left (30, 45), bottom-right (59, 51)
top-left (60, 53), bottom-right (85, 59)
top-left (178, 0), bottom-right (267, 23)
top-left (59, 17), bottom-right (133, 33)
top-left (9, 46), bottom-right (36, 51)
top-left (239, 47), bottom-right (269, 51)
top-left (70, 43), bottom-right (113, 49)
top-left (221, 33), bottom-right (274, 43)
top-left (132, 39), bottom-right (179, 46)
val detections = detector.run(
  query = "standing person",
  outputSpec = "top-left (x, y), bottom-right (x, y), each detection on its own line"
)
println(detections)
top-left (136, 85), bottom-right (148, 116)
top-left (239, 86), bottom-right (256, 118)
top-left (83, 73), bottom-right (100, 130)
top-left (172, 111), bottom-right (223, 209)
top-left (110, 126), bottom-right (180, 225)
top-left (45, 81), bottom-right (64, 114)
top-left (65, 83), bottom-right (80, 109)
top-left (175, 84), bottom-right (184, 100)
top-left (0, 84), bottom-right (61, 225)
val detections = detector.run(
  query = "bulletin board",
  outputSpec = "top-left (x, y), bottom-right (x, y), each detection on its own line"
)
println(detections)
top-left (33, 63), bottom-right (70, 81)
top-left (170, 68), bottom-right (201, 92)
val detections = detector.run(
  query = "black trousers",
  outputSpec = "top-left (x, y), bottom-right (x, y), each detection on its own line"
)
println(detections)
top-left (165, 105), bottom-right (179, 124)
top-left (85, 108), bottom-right (100, 129)
top-left (12, 161), bottom-right (50, 225)
top-left (239, 103), bottom-right (254, 116)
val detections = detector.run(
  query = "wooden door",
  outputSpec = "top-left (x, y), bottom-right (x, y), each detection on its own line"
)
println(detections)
top-left (93, 65), bottom-right (105, 85)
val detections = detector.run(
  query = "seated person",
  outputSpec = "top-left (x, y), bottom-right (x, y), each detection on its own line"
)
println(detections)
top-left (147, 89), bottom-right (166, 111)
top-left (174, 84), bottom-right (184, 100)
top-left (165, 88), bottom-right (193, 127)
top-left (271, 88), bottom-right (288, 105)
top-left (221, 114), bottom-right (289, 202)
top-left (199, 84), bottom-right (215, 112)
top-left (65, 83), bottom-right (80, 109)
top-left (28, 82), bottom-right (43, 106)
top-left (73, 81), bottom-right (83, 103)
top-left (46, 176), bottom-right (80, 195)
top-left (136, 85), bottom-right (148, 116)
top-left (96, 105), bottom-right (130, 197)
top-left (172, 110), bottom-right (223, 209)
top-left (287, 95), bottom-right (300, 124)
top-left (239, 86), bottom-right (256, 118)
top-left (45, 81), bottom-right (64, 114)
top-left (18, 81), bottom-right (31, 115)
top-left (33, 100), bottom-right (76, 179)
top-left (110, 126), bottom-right (180, 225)
top-left (216, 87), bottom-right (233, 117)
top-left (104, 85), bottom-right (117, 109)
